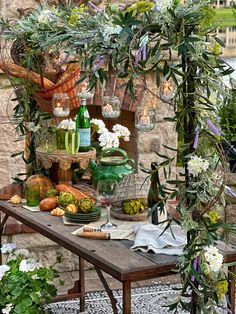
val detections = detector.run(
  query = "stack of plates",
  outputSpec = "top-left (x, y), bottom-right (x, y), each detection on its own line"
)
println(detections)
top-left (64, 207), bottom-right (101, 223)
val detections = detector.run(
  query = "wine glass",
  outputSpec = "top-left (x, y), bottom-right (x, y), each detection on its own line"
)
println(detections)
top-left (96, 179), bottom-right (118, 230)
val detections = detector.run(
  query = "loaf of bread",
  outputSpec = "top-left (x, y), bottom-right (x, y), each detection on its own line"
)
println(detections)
top-left (55, 184), bottom-right (88, 201)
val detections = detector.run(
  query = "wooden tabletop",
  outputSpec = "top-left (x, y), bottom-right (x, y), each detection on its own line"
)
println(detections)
top-left (1, 200), bottom-right (236, 283)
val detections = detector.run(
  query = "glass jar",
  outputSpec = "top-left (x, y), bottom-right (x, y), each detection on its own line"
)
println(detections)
top-left (102, 96), bottom-right (121, 119)
top-left (52, 93), bottom-right (70, 117)
top-left (56, 128), bottom-right (66, 150)
top-left (25, 182), bottom-right (40, 206)
top-left (135, 108), bottom-right (156, 132)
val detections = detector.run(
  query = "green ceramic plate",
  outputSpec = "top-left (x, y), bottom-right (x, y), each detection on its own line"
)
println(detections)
top-left (64, 207), bottom-right (102, 221)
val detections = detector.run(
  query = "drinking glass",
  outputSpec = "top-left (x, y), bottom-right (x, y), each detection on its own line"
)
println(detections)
top-left (25, 182), bottom-right (40, 206)
top-left (65, 129), bottom-right (79, 154)
top-left (96, 180), bottom-right (118, 230)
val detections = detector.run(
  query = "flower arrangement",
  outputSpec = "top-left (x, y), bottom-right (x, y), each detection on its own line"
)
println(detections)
top-left (91, 119), bottom-right (130, 149)
top-left (0, 243), bottom-right (62, 313)
top-left (57, 119), bottom-right (76, 130)
top-left (1, 0), bottom-right (236, 312)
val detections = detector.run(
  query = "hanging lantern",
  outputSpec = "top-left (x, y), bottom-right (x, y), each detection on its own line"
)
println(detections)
top-left (52, 93), bottom-right (70, 117)
top-left (159, 79), bottom-right (175, 103)
top-left (135, 108), bottom-right (155, 132)
top-left (102, 96), bottom-right (121, 119)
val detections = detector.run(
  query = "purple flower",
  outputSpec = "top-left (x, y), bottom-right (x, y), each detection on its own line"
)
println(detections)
top-left (93, 55), bottom-right (108, 72)
top-left (225, 186), bottom-right (236, 199)
top-left (135, 47), bottom-right (142, 67)
top-left (88, 1), bottom-right (104, 14)
top-left (197, 256), bottom-right (201, 272)
top-left (191, 257), bottom-right (198, 281)
top-left (154, 0), bottom-right (161, 11)
top-left (193, 126), bottom-right (200, 149)
top-left (207, 119), bottom-right (221, 136)
top-left (142, 44), bottom-right (147, 61)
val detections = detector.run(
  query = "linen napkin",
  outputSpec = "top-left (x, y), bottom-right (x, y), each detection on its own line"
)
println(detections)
top-left (130, 223), bottom-right (187, 256)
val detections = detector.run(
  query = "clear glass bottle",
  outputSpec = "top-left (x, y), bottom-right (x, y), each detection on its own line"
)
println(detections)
top-left (76, 98), bottom-right (91, 152)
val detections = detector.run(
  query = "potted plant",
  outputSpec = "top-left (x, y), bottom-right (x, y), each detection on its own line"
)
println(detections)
top-left (0, 243), bottom-right (63, 313)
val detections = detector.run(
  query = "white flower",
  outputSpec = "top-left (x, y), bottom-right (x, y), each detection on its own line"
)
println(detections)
top-left (14, 249), bottom-right (30, 258)
top-left (38, 10), bottom-right (55, 24)
top-left (155, 0), bottom-right (173, 12)
top-left (19, 258), bottom-right (39, 273)
top-left (188, 155), bottom-right (209, 176)
top-left (0, 265), bottom-right (10, 280)
top-left (32, 274), bottom-right (39, 280)
top-left (57, 119), bottom-right (75, 130)
top-left (1, 243), bottom-right (16, 254)
top-left (204, 246), bottom-right (223, 273)
top-left (112, 124), bottom-right (130, 141)
top-left (67, 119), bottom-right (76, 130)
top-left (91, 119), bottom-right (107, 134)
top-left (98, 131), bottom-right (119, 149)
top-left (2, 303), bottom-right (13, 314)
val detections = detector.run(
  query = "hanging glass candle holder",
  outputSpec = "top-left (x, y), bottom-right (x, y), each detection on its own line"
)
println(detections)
top-left (159, 79), bottom-right (175, 103)
top-left (102, 96), bottom-right (121, 119)
top-left (135, 108), bottom-right (155, 132)
top-left (52, 93), bottom-right (70, 117)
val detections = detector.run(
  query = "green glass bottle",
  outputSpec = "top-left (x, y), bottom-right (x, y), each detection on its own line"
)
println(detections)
top-left (76, 98), bottom-right (91, 152)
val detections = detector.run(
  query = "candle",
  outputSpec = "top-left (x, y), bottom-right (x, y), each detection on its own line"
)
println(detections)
top-left (53, 106), bottom-right (63, 117)
top-left (104, 104), bottom-right (113, 113)
top-left (140, 111), bottom-right (151, 126)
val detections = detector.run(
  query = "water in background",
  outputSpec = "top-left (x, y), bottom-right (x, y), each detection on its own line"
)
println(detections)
top-left (218, 26), bottom-right (236, 85)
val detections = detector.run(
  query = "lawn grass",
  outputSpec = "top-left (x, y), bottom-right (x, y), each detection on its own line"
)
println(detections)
top-left (214, 8), bottom-right (236, 27)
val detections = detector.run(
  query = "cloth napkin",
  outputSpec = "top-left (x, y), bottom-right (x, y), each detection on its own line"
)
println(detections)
top-left (130, 223), bottom-right (187, 256)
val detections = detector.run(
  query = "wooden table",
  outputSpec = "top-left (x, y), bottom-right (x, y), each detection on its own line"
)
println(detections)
top-left (1, 201), bottom-right (236, 314)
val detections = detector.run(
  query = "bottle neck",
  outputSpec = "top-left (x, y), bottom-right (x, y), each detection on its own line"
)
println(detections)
top-left (80, 98), bottom-right (87, 106)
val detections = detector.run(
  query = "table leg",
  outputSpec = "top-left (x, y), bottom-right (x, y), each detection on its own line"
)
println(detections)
top-left (123, 281), bottom-right (131, 314)
top-left (228, 265), bottom-right (236, 314)
top-left (0, 213), bottom-right (9, 265)
top-left (79, 257), bottom-right (85, 312)
top-left (94, 266), bottom-right (118, 314)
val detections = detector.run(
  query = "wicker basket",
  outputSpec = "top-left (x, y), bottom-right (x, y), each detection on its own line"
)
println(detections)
top-left (0, 60), bottom-right (81, 113)
top-left (115, 174), bottom-right (150, 206)
top-left (33, 63), bottom-right (80, 113)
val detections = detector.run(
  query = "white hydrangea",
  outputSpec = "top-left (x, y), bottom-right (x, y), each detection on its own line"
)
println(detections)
top-left (91, 119), bottom-right (107, 134)
top-left (112, 124), bottom-right (130, 141)
top-left (1, 243), bottom-right (16, 254)
top-left (2, 303), bottom-right (13, 314)
top-left (19, 259), bottom-right (39, 273)
top-left (0, 265), bottom-right (10, 280)
top-left (98, 131), bottom-right (119, 149)
top-left (188, 155), bottom-right (209, 177)
top-left (204, 245), bottom-right (223, 273)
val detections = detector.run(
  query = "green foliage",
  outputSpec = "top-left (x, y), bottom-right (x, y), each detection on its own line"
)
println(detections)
top-left (219, 86), bottom-right (236, 142)
top-left (1, 1), bottom-right (236, 312)
top-left (0, 244), bottom-right (62, 313)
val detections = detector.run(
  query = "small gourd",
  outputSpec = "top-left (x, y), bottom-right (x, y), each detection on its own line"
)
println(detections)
top-left (51, 207), bottom-right (65, 217)
top-left (66, 203), bottom-right (77, 213)
top-left (10, 195), bottom-right (21, 204)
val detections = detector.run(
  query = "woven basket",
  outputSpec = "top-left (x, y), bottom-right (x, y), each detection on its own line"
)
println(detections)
top-left (115, 174), bottom-right (150, 206)
top-left (34, 63), bottom-right (80, 113)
